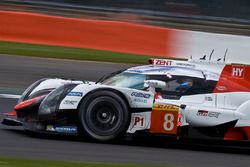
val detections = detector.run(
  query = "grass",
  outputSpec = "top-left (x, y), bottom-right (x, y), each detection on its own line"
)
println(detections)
top-left (0, 157), bottom-right (171, 167)
top-left (0, 41), bottom-right (162, 64)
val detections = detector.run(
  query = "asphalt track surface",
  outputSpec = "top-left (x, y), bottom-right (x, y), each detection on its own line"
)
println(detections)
top-left (0, 54), bottom-right (250, 166)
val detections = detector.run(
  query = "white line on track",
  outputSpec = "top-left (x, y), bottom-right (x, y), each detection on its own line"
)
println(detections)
top-left (0, 94), bottom-right (21, 99)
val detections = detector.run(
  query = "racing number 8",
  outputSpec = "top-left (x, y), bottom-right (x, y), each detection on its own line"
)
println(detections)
top-left (150, 105), bottom-right (179, 134)
top-left (163, 113), bottom-right (174, 131)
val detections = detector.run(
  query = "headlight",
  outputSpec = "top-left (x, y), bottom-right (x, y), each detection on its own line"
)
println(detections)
top-left (18, 78), bottom-right (48, 103)
top-left (38, 84), bottom-right (77, 119)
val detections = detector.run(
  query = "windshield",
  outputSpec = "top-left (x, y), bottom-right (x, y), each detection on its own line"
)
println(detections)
top-left (101, 72), bottom-right (146, 90)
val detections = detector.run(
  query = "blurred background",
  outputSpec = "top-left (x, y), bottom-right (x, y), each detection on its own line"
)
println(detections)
top-left (1, 0), bottom-right (250, 35)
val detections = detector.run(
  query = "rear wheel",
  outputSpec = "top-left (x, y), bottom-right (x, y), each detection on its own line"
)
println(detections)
top-left (78, 90), bottom-right (130, 142)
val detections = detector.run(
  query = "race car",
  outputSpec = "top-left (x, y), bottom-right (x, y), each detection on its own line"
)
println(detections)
top-left (2, 58), bottom-right (250, 142)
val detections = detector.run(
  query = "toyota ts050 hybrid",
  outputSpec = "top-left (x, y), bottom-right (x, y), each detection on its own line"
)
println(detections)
top-left (2, 58), bottom-right (250, 142)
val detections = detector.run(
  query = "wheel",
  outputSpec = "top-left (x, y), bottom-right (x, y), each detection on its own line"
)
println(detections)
top-left (78, 90), bottom-right (130, 142)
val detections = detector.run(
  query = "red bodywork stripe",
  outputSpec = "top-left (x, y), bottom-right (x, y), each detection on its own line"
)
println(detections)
top-left (14, 95), bottom-right (45, 110)
top-left (214, 65), bottom-right (250, 93)
top-left (3, 111), bottom-right (17, 117)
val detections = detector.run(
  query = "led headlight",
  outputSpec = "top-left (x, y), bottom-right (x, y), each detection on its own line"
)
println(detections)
top-left (18, 78), bottom-right (48, 103)
top-left (38, 84), bottom-right (77, 119)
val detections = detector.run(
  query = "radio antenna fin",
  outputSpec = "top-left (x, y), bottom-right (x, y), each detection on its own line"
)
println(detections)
top-left (223, 49), bottom-right (228, 62)
top-left (209, 49), bottom-right (214, 61)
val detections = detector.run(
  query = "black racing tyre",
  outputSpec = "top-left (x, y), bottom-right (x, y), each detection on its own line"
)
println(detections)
top-left (78, 90), bottom-right (130, 142)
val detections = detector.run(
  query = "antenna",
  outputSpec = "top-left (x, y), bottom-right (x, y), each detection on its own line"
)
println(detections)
top-left (200, 55), bottom-right (206, 60)
top-left (209, 49), bottom-right (214, 61)
top-left (223, 49), bottom-right (228, 62)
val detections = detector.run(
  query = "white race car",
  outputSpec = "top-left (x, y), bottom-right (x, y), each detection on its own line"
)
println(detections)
top-left (2, 58), bottom-right (250, 142)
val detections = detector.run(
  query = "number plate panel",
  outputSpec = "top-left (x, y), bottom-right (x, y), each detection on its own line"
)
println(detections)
top-left (150, 104), bottom-right (179, 134)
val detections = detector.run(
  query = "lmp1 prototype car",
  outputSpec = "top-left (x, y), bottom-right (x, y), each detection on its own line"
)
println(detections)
top-left (2, 58), bottom-right (250, 142)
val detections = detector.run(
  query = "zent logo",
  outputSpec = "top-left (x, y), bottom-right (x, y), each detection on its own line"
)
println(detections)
top-left (154, 59), bottom-right (172, 66)
top-left (232, 66), bottom-right (244, 78)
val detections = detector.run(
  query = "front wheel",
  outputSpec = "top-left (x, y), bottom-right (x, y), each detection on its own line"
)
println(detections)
top-left (78, 90), bottom-right (130, 142)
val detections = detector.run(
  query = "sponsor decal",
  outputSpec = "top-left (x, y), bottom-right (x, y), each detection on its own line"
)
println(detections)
top-left (153, 104), bottom-right (179, 112)
top-left (46, 125), bottom-right (78, 134)
top-left (197, 110), bottom-right (208, 117)
top-left (208, 112), bottom-right (221, 118)
top-left (232, 66), bottom-right (244, 78)
top-left (216, 86), bottom-right (227, 91)
top-left (67, 92), bottom-right (83, 97)
top-left (153, 59), bottom-right (173, 66)
top-left (175, 62), bottom-right (195, 68)
top-left (133, 98), bottom-right (147, 103)
top-left (55, 126), bottom-right (77, 133)
top-left (63, 100), bottom-right (78, 105)
top-left (205, 96), bottom-right (213, 102)
top-left (197, 110), bottom-right (220, 118)
top-left (46, 125), bottom-right (55, 131)
top-left (131, 92), bottom-right (151, 99)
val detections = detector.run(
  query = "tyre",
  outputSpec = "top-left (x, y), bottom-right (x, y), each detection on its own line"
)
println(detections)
top-left (78, 90), bottom-right (130, 142)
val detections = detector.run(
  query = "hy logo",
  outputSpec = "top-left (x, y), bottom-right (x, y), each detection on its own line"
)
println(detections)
top-left (232, 66), bottom-right (244, 78)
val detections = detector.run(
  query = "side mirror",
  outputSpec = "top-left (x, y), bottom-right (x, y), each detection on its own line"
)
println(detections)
top-left (144, 80), bottom-right (166, 89)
